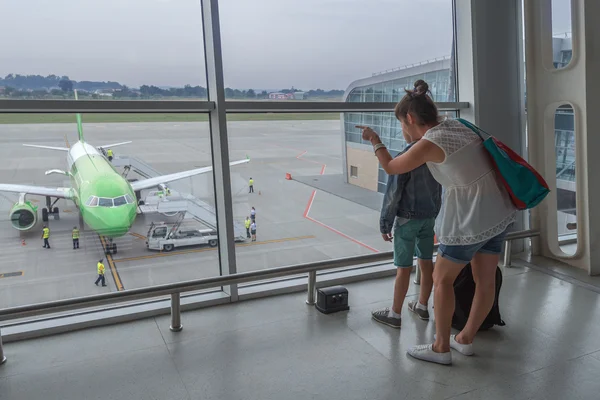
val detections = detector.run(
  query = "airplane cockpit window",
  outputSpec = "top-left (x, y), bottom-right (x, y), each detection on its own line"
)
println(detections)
top-left (98, 197), bottom-right (114, 207)
top-left (88, 196), bottom-right (99, 207)
top-left (124, 194), bottom-right (134, 204)
top-left (85, 196), bottom-right (95, 206)
top-left (113, 196), bottom-right (127, 207)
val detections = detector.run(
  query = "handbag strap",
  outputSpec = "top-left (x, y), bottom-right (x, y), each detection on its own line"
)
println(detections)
top-left (456, 118), bottom-right (492, 141)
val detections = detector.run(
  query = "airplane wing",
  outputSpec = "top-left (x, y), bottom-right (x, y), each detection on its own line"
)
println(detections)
top-left (130, 159), bottom-right (250, 191)
top-left (97, 141), bottom-right (132, 149)
top-left (0, 184), bottom-right (73, 199)
top-left (23, 144), bottom-right (69, 152)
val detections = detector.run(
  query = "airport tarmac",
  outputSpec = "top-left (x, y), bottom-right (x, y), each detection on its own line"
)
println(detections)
top-left (0, 120), bottom-right (387, 308)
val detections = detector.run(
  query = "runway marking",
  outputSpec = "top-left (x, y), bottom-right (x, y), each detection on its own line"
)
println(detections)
top-left (303, 191), bottom-right (379, 253)
top-left (112, 235), bottom-right (315, 263)
top-left (288, 146), bottom-right (377, 253)
top-left (99, 236), bottom-right (125, 291)
top-left (272, 144), bottom-right (328, 173)
top-left (129, 232), bottom-right (147, 240)
top-left (0, 271), bottom-right (23, 279)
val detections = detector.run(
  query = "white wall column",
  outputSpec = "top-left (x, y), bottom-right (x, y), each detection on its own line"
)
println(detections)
top-left (525, 0), bottom-right (600, 274)
top-left (455, 0), bottom-right (527, 252)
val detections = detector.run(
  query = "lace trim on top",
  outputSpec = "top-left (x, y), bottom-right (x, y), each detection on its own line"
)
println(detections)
top-left (425, 121), bottom-right (479, 157)
top-left (437, 212), bottom-right (516, 246)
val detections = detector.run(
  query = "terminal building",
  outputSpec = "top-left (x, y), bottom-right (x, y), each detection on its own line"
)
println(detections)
top-left (341, 36), bottom-right (574, 235)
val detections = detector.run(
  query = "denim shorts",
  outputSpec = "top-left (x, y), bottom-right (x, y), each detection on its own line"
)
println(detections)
top-left (438, 229), bottom-right (508, 264)
top-left (393, 218), bottom-right (436, 268)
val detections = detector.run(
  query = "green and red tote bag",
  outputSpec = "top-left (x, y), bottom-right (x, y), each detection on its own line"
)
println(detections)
top-left (457, 118), bottom-right (550, 210)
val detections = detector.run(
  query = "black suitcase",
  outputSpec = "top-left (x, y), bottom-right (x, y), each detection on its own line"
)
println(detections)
top-left (452, 263), bottom-right (505, 331)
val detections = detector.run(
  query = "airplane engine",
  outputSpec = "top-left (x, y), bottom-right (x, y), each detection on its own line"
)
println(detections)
top-left (9, 201), bottom-right (37, 231)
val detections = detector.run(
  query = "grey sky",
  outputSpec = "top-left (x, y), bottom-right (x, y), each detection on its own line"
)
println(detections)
top-left (2, 0), bottom-right (570, 90)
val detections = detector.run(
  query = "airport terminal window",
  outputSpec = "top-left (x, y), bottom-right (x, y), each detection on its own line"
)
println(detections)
top-left (350, 166), bottom-right (358, 178)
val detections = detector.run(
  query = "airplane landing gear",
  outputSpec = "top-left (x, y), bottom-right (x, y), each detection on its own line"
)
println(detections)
top-left (104, 237), bottom-right (117, 255)
top-left (42, 196), bottom-right (60, 221)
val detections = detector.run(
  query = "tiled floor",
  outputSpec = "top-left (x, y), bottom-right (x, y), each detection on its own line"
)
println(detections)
top-left (1, 258), bottom-right (600, 400)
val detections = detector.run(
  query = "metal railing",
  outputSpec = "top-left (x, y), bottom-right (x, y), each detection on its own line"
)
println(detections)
top-left (0, 229), bottom-right (538, 364)
top-left (0, 99), bottom-right (469, 113)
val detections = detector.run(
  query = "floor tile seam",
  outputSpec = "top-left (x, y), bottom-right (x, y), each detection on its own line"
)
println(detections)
top-left (161, 310), bottom-right (316, 346)
top-left (514, 261), bottom-right (600, 294)
top-left (442, 351), bottom-right (600, 400)
top-left (0, 343), bottom-right (167, 380)
top-left (158, 322), bottom-right (194, 400)
top-left (342, 318), bottom-right (463, 391)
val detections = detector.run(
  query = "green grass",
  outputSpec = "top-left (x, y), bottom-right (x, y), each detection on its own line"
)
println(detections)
top-left (0, 112), bottom-right (340, 124)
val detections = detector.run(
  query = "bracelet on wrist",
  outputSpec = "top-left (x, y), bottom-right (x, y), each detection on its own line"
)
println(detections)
top-left (373, 143), bottom-right (386, 154)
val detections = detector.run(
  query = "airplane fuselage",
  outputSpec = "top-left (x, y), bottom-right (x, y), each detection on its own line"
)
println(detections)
top-left (67, 142), bottom-right (137, 238)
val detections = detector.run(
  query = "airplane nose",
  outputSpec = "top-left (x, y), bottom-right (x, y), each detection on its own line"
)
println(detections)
top-left (93, 207), bottom-right (134, 238)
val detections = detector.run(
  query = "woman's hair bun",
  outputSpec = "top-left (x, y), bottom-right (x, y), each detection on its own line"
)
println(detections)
top-left (412, 79), bottom-right (429, 96)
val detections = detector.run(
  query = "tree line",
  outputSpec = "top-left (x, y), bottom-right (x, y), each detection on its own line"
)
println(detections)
top-left (0, 74), bottom-right (344, 100)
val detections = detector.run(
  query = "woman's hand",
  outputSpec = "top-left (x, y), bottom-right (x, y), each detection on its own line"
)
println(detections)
top-left (356, 125), bottom-right (380, 143)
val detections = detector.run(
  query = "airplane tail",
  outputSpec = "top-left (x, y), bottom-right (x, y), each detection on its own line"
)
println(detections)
top-left (74, 90), bottom-right (84, 142)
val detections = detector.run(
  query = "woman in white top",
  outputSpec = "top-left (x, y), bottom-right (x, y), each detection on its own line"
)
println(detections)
top-left (358, 80), bottom-right (516, 365)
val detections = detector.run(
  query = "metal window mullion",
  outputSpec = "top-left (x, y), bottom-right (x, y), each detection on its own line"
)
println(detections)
top-left (0, 100), bottom-right (215, 113)
top-left (0, 100), bottom-right (467, 114)
top-left (201, 0), bottom-right (238, 301)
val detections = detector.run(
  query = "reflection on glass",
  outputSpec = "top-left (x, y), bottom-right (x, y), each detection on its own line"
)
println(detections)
top-left (552, 0), bottom-right (572, 69)
top-left (554, 105), bottom-right (577, 254)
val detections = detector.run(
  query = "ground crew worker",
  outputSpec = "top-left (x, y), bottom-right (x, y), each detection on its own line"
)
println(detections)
top-left (249, 177), bottom-right (254, 193)
top-left (72, 226), bottom-right (80, 249)
top-left (166, 187), bottom-right (171, 196)
top-left (41, 225), bottom-right (50, 249)
top-left (95, 259), bottom-right (107, 287)
top-left (107, 148), bottom-right (114, 161)
top-left (245, 217), bottom-right (251, 239)
top-left (251, 207), bottom-right (256, 222)
top-left (250, 221), bottom-right (257, 242)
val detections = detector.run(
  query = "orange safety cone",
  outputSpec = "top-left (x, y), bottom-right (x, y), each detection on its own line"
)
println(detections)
top-left (285, 173), bottom-right (292, 180)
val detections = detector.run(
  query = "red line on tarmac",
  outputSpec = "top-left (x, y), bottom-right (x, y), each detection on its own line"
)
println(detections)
top-left (303, 190), bottom-right (379, 253)
top-left (277, 144), bottom-right (375, 252)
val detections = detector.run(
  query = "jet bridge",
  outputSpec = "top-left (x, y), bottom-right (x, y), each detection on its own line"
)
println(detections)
top-left (112, 156), bottom-right (247, 242)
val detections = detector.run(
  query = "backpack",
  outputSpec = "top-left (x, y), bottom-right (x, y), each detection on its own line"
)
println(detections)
top-left (451, 263), bottom-right (505, 331)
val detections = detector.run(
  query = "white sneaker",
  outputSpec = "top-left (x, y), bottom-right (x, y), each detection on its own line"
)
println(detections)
top-left (434, 334), bottom-right (474, 356)
top-left (407, 344), bottom-right (452, 365)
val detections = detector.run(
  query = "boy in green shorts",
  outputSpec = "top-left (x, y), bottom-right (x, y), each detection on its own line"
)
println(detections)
top-left (371, 132), bottom-right (441, 329)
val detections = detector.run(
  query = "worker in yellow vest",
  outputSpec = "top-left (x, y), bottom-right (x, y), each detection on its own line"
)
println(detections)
top-left (249, 177), bottom-right (254, 193)
top-left (72, 226), bottom-right (80, 249)
top-left (95, 259), bottom-right (107, 286)
top-left (107, 148), bottom-right (114, 161)
top-left (245, 217), bottom-right (251, 239)
top-left (41, 225), bottom-right (50, 249)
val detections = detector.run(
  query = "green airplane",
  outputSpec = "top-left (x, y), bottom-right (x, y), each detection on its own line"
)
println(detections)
top-left (2, 95), bottom-right (249, 253)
